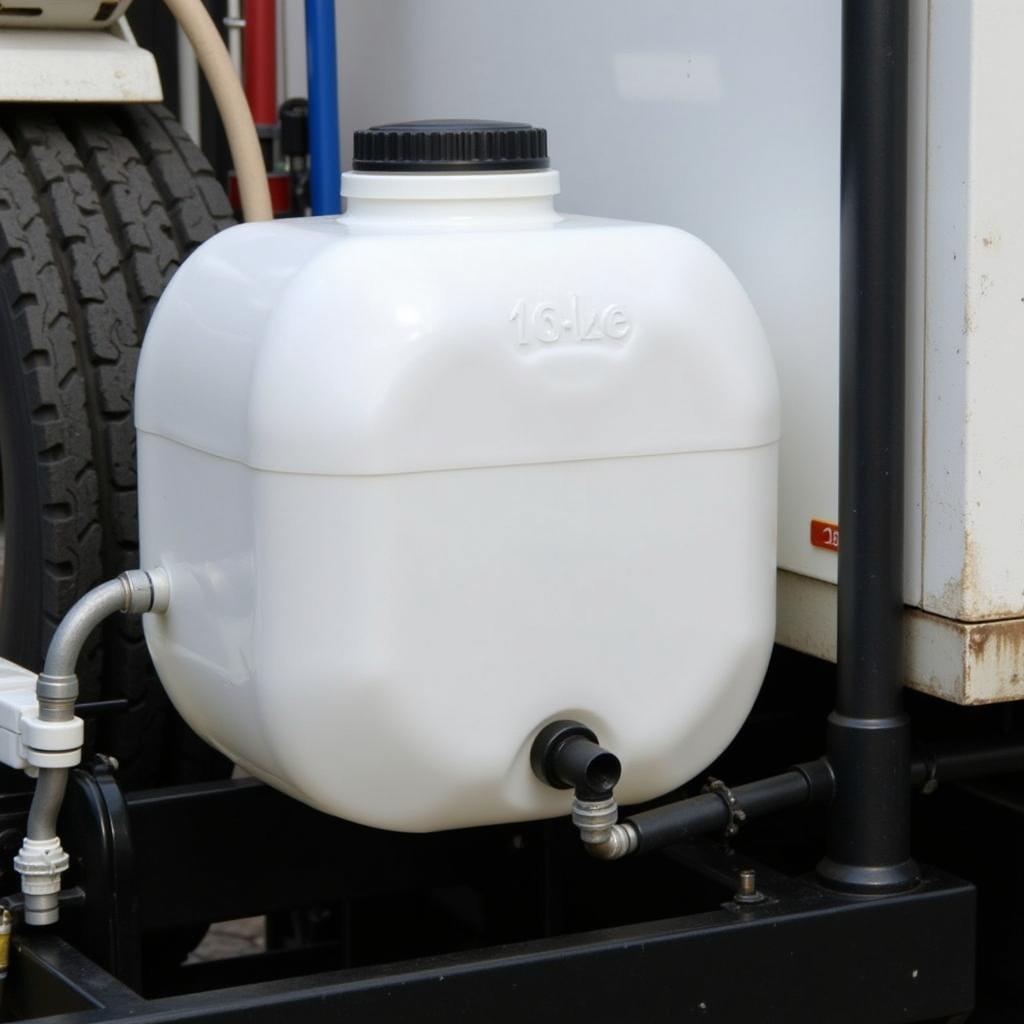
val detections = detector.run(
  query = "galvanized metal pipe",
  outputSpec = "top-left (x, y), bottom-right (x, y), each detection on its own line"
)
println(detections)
top-left (19, 570), bottom-right (169, 924)
top-left (26, 578), bottom-right (129, 846)
top-left (42, 578), bottom-right (127, 682)
top-left (25, 769), bottom-right (68, 843)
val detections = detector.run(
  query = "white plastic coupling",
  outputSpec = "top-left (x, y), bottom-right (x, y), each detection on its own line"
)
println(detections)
top-left (0, 680), bottom-right (83, 772)
top-left (20, 713), bottom-right (84, 769)
top-left (13, 837), bottom-right (69, 926)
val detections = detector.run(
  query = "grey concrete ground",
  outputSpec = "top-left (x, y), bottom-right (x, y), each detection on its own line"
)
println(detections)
top-left (187, 917), bottom-right (266, 963)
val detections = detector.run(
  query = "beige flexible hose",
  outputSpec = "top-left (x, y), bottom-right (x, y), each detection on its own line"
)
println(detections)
top-left (163, 0), bottom-right (274, 222)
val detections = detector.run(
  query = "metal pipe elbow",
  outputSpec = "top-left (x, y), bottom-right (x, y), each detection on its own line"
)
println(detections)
top-left (584, 821), bottom-right (638, 861)
top-left (42, 569), bottom-right (169, 683)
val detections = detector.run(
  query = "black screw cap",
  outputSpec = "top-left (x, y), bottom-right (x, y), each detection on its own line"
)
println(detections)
top-left (352, 119), bottom-right (549, 173)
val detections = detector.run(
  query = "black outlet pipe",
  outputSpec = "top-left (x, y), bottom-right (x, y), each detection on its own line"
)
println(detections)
top-left (627, 760), bottom-right (835, 854)
top-left (817, 0), bottom-right (919, 894)
top-left (530, 720), bottom-right (622, 801)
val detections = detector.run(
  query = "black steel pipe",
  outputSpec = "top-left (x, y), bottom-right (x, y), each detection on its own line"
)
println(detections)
top-left (912, 740), bottom-right (1024, 789)
top-left (74, 699), bottom-right (130, 719)
top-left (817, 0), bottom-right (918, 895)
top-left (598, 738), bottom-right (1024, 858)
top-left (627, 760), bottom-right (835, 855)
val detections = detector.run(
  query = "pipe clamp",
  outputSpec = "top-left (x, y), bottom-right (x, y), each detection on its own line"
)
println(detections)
top-left (703, 777), bottom-right (748, 838)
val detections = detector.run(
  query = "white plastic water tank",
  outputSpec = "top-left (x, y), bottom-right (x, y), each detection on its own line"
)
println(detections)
top-left (135, 121), bottom-right (779, 832)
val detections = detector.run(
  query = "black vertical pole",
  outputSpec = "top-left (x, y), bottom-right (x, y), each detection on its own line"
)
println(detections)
top-left (817, 0), bottom-right (919, 894)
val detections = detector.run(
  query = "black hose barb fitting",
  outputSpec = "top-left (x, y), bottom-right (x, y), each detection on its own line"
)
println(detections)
top-left (530, 720), bottom-right (636, 860)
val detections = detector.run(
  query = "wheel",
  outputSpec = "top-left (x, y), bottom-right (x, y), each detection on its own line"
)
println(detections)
top-left (0, 103), bottom-right (235, 788)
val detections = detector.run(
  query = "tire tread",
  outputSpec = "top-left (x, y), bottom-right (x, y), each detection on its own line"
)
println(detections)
top-left (0, 104), bottom-right (234, 785)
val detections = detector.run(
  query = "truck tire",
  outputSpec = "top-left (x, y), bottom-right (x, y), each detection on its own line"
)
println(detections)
top-left (0, 104), bottom-right (235, 788)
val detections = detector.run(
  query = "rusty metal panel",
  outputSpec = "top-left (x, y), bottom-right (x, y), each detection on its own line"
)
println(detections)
top-left (921, 0), bottom-right (1024, 623)
top-left (779, 571), bottom-right (1024, 704)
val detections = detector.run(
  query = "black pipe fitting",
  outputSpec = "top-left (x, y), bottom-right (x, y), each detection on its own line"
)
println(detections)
top-left (530, 720), bottom-right (621, 801)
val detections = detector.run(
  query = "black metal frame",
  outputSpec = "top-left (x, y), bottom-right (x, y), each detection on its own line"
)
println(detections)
top-left (0, 760), bottom-right (987, 1022)
top-left (2, 800), bottom-right (975, 1024)
top-left (10, 885), bottom-right (975, 1024)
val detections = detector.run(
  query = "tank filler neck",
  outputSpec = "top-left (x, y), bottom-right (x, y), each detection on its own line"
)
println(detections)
top-left (341, 169), bottom-right (560, 224)
top-left (342, 118), bottom-right (560, 224)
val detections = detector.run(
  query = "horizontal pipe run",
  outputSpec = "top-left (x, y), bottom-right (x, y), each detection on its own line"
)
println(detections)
top-left (74, 699), bottom-right (130, 719)
top-left (912, 741), bottom-right (1024, 789)
top-left (627, 760), bottom-right (835, 855)
top-left (624, 741), bottom-right (1024, 858)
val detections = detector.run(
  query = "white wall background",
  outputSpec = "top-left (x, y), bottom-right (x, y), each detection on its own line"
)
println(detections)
top-left (280, 3), bottom-right (924, 599)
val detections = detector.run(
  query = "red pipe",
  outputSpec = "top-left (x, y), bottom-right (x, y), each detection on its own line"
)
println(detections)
top-left (243, 0), bottom-right (277, 127)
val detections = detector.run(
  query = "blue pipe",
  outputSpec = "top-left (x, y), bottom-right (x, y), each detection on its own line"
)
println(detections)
top-left (304, 0), bottom-right (341, 215)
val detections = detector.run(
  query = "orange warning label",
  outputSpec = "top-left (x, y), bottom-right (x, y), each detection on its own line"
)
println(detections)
top-left (810, 519), bottom-right (839, 552)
